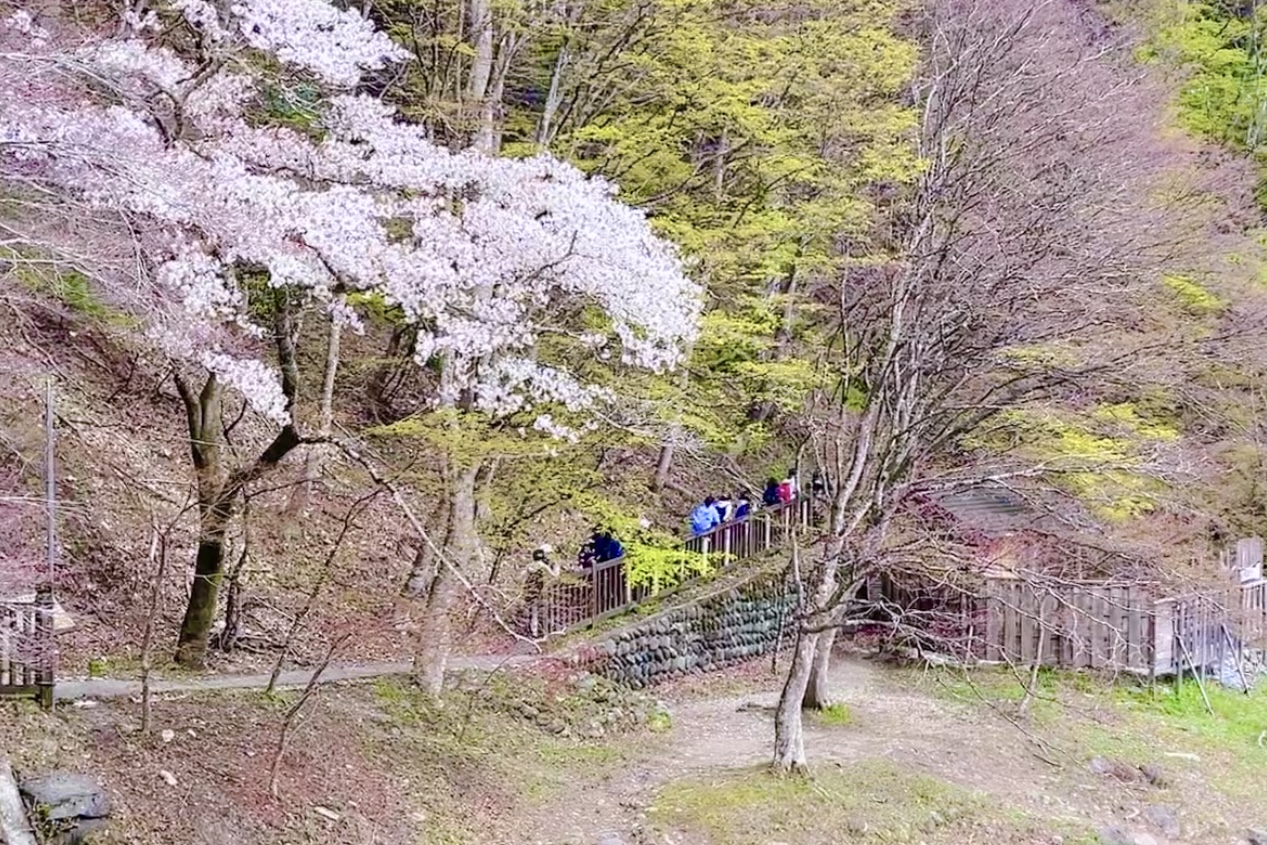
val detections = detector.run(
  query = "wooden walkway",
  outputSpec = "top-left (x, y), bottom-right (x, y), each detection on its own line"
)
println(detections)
top-left (524, 497), bottom-right (815, 636)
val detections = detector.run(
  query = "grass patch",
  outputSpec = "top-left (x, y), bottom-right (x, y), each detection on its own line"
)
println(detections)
top-left (1108, 681), bottom-right (1267, 789)
top-left (913, 665), bottom-right (1079, 726)
top-left (810, 702), bottom-right (853, 726)
top-left (648, 760), bottom-right (1084, 844)
top-left (368, 672), bottom-right (658, 843)
top-left (911, 663), bottom-right (1267, 831)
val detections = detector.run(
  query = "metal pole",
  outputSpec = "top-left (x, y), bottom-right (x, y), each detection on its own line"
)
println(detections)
top-left (39, 380), bottom-right (57, 710)
top-left (45, 379), bottom-right (56, 579)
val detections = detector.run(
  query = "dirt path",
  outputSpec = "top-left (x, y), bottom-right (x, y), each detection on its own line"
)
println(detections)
top-left (54, 654), bottom-right (537, 701)
top-left (526, 658), bottom-right (1074, 845)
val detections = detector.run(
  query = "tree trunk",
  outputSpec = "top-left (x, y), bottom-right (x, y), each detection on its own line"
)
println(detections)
top-left (653, 343), bottom-right (694, 491)
top-left (773, 629), bottom-right (818, 771)
top-left (173, 293), bottom-right (304, 667)
top-left (413, 460), bottom-right (480, 697)
top-left (467, 0), bottom-right (494, 105)
top-left (536, 41), bottom-right (571, 146)
top-left (802, 627), bottom-right (837, 710)
top-left (474, 35), bottom-right (515, 154)
top-left (173, 373), bottom-right (228, 668)
top-left (652, 431), bottom-right (677, 492)
top-left (216, 500), bottom-right (252, 653)
top-left (402, 493), bottom-right (451, 598)
top-left (288, 319), bottom-right (341, 518)
top-left (175, 496), bottom-right (234, 666)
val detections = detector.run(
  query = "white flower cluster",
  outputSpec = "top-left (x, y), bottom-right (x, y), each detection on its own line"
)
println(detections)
top-left (201, 352), bottom-right (292, 424)
top-left (0, 0), bottom-right (702, 433)
top-left (3, 10), bottom-right (49, 46)
top-left (532, 414), bottom-right (579, 443)
top-left (229, 0), bottom-right (409, 87)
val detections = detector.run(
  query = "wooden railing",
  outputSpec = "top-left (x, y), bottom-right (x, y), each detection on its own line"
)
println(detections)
top-left (522, 497), bottom-right (815, 636)
top-left (874, 566), bottom-right (1267, 678)
top-left (0, 588), bottom-right (55, 708)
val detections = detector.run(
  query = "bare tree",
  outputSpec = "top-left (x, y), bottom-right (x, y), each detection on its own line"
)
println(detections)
top-left (771, 0), bottom-right (1229, 769)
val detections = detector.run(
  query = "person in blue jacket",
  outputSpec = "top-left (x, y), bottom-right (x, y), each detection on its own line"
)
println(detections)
top-left (578, 529), bottom-right (624, 570)
top-left (762, 478), bottom-right (781, 507)
top-left (594, 531), bottom-right (624, 562)
top-left (690, 497), bottom-right (721, 536)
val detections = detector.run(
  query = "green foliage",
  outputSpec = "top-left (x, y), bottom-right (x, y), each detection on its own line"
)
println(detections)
top-left (649, 760), bottom-right (1074, 845)
top-left (543, 0), bottom-right (919, 448)
top-left (1138, 1), bottom-right (1267, 198)
top-left (376, 0), bottom-right (920, 456)
top-left (1091, 402), bottom-right (1181, 442)
top-left (972, 408), bottom-right (1175, 520)
top-left (568, 490), bottom-right (713, 591)
top-left (1162, 272), bottom-right (1225, 314)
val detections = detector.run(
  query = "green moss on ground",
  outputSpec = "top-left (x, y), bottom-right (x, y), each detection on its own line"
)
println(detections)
top-left (809, 701), bottom-right (853, 726)
top-left (647, 760), bottom-right (1094, 845)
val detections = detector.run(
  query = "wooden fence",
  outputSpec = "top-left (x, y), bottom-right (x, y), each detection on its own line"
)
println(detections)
top-left (874, 541), bottom-right (1267, 679)
top-left (0, 588), bottom-right (55, 707)
top-left (977, 577), bottom-right (1161, 673)
top-left (523, 497), bottom-right (815, 636)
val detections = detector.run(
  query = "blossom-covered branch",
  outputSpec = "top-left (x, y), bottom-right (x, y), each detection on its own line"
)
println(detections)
top-left (0, 0), bottom-right (701, 427)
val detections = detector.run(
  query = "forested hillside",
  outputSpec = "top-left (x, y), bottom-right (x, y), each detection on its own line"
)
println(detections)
top-left (3, 0), bottom-right (1267, 840)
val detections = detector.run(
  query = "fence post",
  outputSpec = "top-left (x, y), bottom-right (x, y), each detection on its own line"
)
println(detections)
top-left (723, 525), bottom-right (732, 564)
top-left (34, 587), bottom-right (53, 710)
top-left (589, 565), bottom-right (599, 625)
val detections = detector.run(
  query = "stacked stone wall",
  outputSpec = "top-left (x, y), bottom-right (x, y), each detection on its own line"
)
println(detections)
top-left (586, 572), bottom-right (795, 688)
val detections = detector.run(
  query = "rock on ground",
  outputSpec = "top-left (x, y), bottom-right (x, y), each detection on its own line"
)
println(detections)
top-left (18, 773), bottom-right (110, 821)
top-left (1143, 805), bottom-right (1180, 839)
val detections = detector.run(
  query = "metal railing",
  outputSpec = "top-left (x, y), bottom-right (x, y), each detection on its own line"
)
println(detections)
top-left (522, 497), bottom-right (815, 636)
top-left (0, 588), bottom-right (55, 708)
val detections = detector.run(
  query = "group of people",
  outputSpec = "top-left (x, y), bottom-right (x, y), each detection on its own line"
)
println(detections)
top-left (687, 468), bottom-right (812, 538)
top-left (540, 467), bottom-right (832, 573)
top-left (688, 493), bottom-right (753, 537)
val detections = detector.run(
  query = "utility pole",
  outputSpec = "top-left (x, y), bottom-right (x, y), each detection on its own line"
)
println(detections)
top-left (38, 379), bottom-right (56, 710)
top-left (45, 379), bottom-right (56, 579)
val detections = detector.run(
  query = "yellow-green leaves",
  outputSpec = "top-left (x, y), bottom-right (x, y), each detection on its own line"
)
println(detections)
top-left (974, 405), bottom-right (1180, 522)
top-left (1162, 273), bottom-right (1225, 314)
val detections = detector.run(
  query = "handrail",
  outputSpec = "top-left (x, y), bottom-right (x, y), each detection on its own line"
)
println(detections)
top-left (526, 496), bottom-right (815, 635)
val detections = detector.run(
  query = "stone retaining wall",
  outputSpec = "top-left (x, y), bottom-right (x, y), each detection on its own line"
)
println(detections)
top-left (585, 571), bottom-right (795, 688)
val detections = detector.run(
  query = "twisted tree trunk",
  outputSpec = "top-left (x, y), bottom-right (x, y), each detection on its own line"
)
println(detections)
top-left (772, 630), bottom-right (818, 770)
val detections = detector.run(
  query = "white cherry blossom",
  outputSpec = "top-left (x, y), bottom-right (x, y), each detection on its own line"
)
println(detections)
top-left (0, 0), bottom-right (701, 427)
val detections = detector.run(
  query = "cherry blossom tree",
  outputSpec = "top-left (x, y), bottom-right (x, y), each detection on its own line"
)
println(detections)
top-left (0, 0), bottom-right (700, 666)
